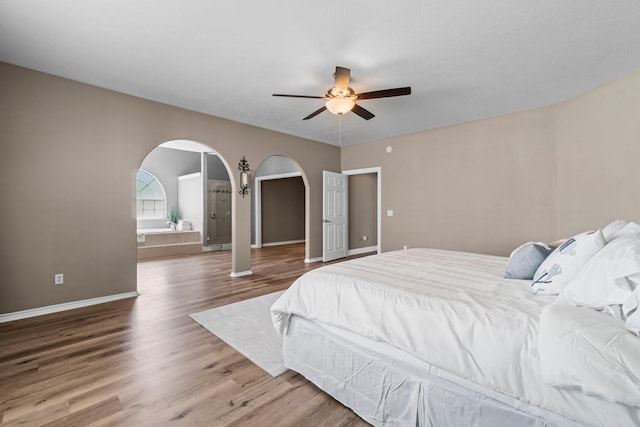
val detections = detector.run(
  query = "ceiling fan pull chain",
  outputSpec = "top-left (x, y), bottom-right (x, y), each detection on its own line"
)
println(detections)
top-left (338, 114), bottom-right (342, 145)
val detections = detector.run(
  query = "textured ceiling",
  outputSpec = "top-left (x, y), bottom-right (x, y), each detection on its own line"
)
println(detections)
top-left (1, 1), bottom-right (639, 146)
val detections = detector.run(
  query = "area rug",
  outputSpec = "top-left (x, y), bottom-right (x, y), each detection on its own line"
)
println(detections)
top-left (189, 290), bottom-right (287, 377)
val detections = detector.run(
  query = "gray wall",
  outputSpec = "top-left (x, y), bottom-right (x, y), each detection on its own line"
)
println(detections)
top-left (348, 173), bottom-right (378, 250)
top-left (343, 70), bottom-right (640, 256)
top-left (0, 63), bottom-right (340, 314)
top-left (138, 147), bottom-right (201, 229)
top-left (207, 153), bottom-right (230, 181)
top-left (261, 177), bottom-right (305, 244)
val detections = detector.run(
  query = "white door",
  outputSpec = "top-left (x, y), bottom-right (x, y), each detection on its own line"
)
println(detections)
top-left (323, 171), bottom-right (348, 262)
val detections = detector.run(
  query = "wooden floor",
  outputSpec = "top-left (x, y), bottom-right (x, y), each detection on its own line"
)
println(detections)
top-left (0, 244), bottom-right (372, 426)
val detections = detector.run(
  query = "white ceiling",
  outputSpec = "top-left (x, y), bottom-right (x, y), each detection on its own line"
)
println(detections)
top-left (1, 1), bottom-right (639, 146)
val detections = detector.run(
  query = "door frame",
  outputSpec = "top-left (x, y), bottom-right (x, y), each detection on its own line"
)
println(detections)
top-left (253, 171), bottom-right (303, 249)
top-left (343, 167), bottom-right (382, 255)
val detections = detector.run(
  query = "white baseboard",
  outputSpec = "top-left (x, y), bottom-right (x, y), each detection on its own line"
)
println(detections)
top-left (304, 257), bottom-right (323, 263)
top-left (251, 244), bottom-right (260, 249)
top-left (347, 246), bottom-right (378, 256)
top-left (0, 291), bottom-right (140, 323)
top-left (230, 270), bottom-right (253, 277)
top-left (261, 239), bottom-right (305, 247)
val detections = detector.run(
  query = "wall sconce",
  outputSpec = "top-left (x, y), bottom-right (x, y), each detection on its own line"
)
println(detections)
top-left (238, 156), bottom-right (250, 198)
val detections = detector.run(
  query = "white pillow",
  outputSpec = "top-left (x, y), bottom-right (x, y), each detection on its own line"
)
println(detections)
top-left (601, 219), bottom-right (629, 242)
top-left (532, 230), bottom-right (605, 295)
top-left (608, 221), bottom-right (640, 241)
top-left (627, 313), bottom-right (640, 335)
top-left (622, 274), bottom-right (640, 317)
top-left (562, 237), bottom-right (640, 308)
top-left (504, 242), bottom-right (552, 279)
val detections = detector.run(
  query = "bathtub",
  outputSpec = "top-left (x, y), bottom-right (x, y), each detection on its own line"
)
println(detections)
top-left (136, 228), bottom-right (175, 234)
top-left (136, 228), bottom-right (203, 260)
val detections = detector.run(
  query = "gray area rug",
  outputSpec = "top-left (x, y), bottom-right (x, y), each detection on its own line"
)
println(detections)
top-left (190, 290), bottom-right (287, 377)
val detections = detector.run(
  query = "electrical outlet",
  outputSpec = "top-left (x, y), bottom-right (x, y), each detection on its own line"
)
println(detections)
top-left (54, 273), bottom-right (64, 285)
top-left (362, 235), bottom-right (368, 241)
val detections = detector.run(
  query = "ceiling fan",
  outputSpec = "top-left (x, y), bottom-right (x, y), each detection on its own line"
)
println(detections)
top-left (273, 66), bottom-right (411, 120)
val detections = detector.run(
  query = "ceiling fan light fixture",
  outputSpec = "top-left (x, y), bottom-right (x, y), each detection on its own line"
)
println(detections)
top-left (325, 98), bottom-right (355, 115)
top-left (273, 66), bottom-right (411, 121)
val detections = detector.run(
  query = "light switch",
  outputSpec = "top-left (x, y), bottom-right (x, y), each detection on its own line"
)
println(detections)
top-left (386, 210), bottom-right (394, 217)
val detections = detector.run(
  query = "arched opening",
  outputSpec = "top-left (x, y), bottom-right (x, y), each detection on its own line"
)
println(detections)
top-left (135, 139), bottom-right (233, 262)
top-left (252, 155), bottom-right (309, 262)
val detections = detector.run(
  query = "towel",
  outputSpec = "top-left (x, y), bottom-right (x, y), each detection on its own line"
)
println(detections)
top-left (178, 220), bottom-right (192, 231)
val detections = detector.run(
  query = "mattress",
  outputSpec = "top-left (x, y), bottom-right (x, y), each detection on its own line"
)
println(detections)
top-left (272, 248), bottom-right (640, 427)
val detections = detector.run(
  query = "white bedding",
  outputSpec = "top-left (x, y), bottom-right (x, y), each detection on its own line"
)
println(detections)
top-left (284, 315), bottom-right (582, 427)
top-left (539, 297), bottom-right (640, 407)
top-left (271, 248), bottom-right (640, 426)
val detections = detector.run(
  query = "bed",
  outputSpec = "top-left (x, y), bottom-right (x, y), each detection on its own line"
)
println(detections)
top-left (271, 240), bottom-right (640, 426)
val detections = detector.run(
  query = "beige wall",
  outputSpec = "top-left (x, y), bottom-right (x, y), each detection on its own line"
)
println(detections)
top-left (342, 70), bottom-right (640, 256)
top-left (343, 109), bottom-right (557, 255)
top-left (0, 63), bottom-right (340, 314)
top-left (3, 61), bottom-right (639, 315)
top-left (348, 173), bottom-right (378, 250)
top-left (555, 72), bottom-right (640, 235)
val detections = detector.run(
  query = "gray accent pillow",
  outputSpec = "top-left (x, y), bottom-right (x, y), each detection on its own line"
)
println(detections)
top-left (504, 242), bottom-right (553, 280)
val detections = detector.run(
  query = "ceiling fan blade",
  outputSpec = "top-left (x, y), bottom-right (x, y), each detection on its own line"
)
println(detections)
top-left (303, 106), bottom-right (327, 120)
top-left (355, 87), bottom-right (411, 100)
top-left (352, 104), bottom-right (375, 120)
top-left (334, 66), bottom-right (351, 92)
top-left (273, 94), bottom-right (325, 99)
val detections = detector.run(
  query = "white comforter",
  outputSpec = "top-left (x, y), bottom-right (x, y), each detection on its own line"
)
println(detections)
top-left (539, 297), bottom-right (640, 407)
top-left (271, 248), bottom-right (640, 427)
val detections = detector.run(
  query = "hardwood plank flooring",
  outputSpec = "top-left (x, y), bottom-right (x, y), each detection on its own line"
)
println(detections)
top-left (0, 244), bottom-right (371, 426)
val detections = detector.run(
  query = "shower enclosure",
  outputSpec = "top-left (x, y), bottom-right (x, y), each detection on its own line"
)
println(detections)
top-left (206, 179), bottom-right (232, 248)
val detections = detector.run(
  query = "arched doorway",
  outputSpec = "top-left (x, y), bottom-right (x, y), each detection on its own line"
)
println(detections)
top-left (135, 139), bottom-right (234, 261)
top-left (252, 155), bottom-right (309, 261)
